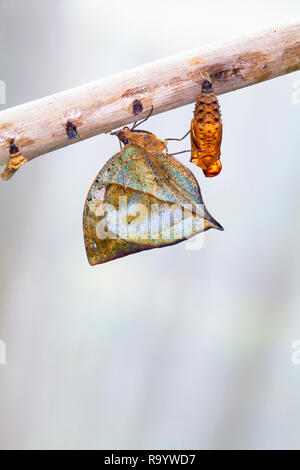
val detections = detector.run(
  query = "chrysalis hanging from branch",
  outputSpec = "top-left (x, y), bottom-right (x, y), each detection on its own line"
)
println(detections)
top-left (190, 78), bottom-right (223, 177)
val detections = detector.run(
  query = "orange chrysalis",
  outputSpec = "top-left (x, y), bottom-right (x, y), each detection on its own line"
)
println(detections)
top-left (0, 138), bottom-right (28, 181)
top-left (190, 79), bottom-right (222, 177)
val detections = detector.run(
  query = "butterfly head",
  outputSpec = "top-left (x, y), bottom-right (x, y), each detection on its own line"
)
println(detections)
top-left (110, 127), bottom-right (131, 145)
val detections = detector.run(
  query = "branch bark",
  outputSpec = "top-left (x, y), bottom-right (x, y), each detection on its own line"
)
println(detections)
top-left (0, 19), bottom-right (299, 170)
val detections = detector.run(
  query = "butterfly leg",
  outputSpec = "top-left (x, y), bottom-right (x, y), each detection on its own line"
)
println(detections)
top-left (166, 130), bottom-right (190, 142)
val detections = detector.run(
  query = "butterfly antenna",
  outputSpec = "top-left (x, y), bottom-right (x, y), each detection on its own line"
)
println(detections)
top-left (131, 106), bottom-right (154, 130)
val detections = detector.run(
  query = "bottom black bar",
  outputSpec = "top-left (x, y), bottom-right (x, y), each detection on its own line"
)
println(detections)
top-left (102, 451), bottom-right (198, 465)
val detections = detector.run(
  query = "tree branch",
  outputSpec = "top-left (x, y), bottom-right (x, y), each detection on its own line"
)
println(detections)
top-left (0, 19), bottom-right (299, 172)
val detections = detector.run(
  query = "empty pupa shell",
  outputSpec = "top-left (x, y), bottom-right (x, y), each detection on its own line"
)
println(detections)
top-left (83, 144), bottom-right (223, 265)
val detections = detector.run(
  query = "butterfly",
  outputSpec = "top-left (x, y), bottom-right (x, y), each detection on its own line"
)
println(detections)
top-left (83, 117), bottom-right (223, 265)
top-left (190, 78), bottom-right (223, 177)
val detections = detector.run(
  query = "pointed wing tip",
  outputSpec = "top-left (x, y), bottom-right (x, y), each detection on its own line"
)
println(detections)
top-left (205, 218), bottom-right (224, 232)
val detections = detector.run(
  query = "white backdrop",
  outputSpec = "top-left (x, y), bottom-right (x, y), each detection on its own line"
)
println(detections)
top-left (0, 0), bottom-right (300, 449)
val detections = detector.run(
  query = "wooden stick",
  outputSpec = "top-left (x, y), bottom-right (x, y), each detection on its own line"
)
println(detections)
top-left (0, 19), bottom-right (299, 174)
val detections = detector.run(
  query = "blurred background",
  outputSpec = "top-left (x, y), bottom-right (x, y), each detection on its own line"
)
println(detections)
top-left (0, 0), bottom-right (300, 450)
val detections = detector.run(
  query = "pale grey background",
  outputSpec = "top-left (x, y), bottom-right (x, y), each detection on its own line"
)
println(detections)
top-left (0, 0), bottom-right (300, 450)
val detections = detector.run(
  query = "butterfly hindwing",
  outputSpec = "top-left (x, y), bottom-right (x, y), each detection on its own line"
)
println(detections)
top-left (83, 144), bottom-right (223, 265)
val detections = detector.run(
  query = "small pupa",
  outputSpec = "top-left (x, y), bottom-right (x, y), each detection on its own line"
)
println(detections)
top-left (190, 78), bottom-right (223, 177)
top-left (1, 138), bottom-right (28, 181)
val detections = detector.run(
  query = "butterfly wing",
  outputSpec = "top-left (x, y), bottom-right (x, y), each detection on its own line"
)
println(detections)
top-left (83, 145), bottom-right (223, 265)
